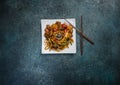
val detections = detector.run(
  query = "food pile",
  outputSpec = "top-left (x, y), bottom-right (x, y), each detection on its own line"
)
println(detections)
top-left (44, 21), bottom-right (74, 52)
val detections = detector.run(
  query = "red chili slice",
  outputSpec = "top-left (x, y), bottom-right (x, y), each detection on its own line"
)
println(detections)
top-left (61, 24), bottom-right (67, 29)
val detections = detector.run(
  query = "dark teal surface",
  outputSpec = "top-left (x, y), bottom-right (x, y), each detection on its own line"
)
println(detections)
top-left (0, 0), bottom-right (120, 85)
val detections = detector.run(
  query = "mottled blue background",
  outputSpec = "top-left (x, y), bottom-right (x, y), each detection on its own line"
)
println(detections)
top-left (0, 0), bottom-right (120, 85)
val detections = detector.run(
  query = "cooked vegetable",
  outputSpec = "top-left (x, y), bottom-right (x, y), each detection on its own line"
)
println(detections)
top-left (44, 21), bottom-right (74, 52)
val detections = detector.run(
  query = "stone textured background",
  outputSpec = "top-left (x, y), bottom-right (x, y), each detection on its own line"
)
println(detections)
top-left (0, 0), bottom-right (120, 85)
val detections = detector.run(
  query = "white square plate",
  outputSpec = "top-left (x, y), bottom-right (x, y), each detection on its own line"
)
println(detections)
top-left (41, 18), bottom-right (76, 54)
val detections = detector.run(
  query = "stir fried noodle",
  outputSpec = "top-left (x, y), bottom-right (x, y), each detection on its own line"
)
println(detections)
top-left (44, 21), bottom-right (74, 52)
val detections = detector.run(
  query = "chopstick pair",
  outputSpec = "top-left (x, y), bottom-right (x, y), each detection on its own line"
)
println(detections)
top-left (64, 17), bottom-right (94, 55)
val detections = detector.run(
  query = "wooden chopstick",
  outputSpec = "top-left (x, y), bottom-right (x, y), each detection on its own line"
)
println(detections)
top-left (64, 19), bottom-right (94, 45)
top-left (80, 16), bottom-right (83, 55)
